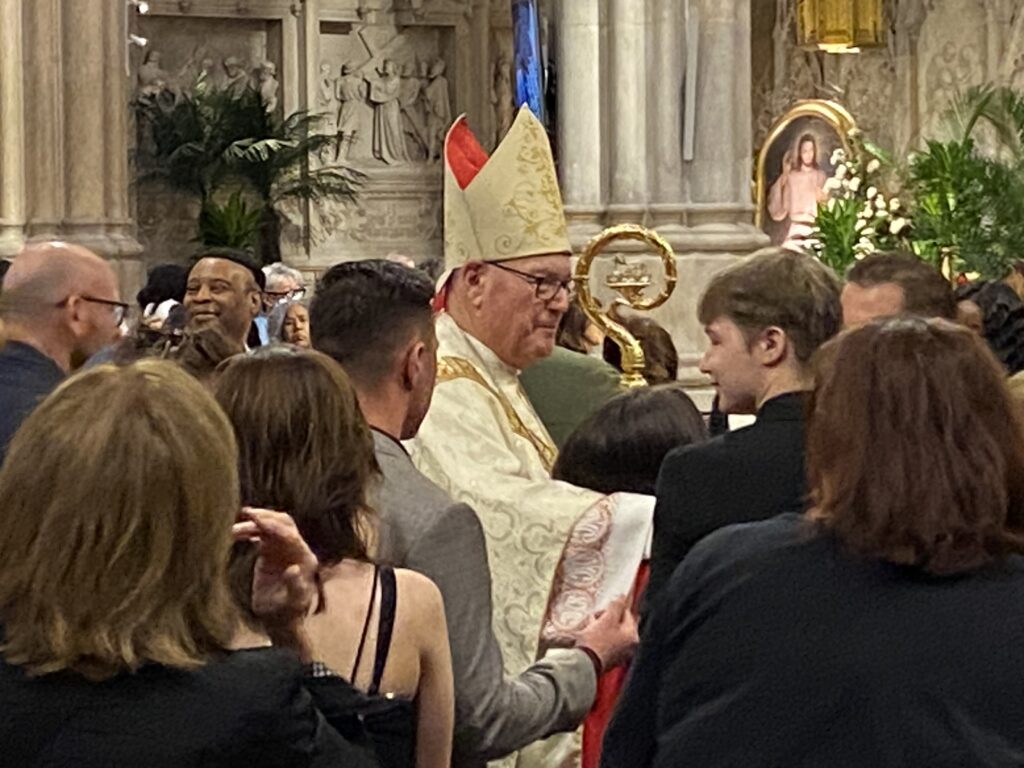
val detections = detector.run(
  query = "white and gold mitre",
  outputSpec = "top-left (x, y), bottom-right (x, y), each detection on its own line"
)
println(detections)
top-left (443, 105), bottom-right (571, 271)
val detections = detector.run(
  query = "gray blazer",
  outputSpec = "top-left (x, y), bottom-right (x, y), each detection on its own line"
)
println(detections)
top-left (371, 430), bottom-right (596, 767)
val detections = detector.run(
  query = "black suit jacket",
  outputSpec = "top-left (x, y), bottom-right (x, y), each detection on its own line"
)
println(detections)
top-left (645, 391), bottom-right (807, 608)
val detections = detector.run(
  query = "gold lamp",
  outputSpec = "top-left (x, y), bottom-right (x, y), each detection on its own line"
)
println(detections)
top-left (796, 0), bottom-right (885, 54)
top-left (572, 225), bottom-right (677, 389)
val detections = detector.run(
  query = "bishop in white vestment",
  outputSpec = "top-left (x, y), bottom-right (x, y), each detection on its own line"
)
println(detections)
top-left (408, 107), bottom-right (653, 767)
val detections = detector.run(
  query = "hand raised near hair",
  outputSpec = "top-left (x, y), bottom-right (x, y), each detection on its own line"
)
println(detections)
top-left (233, 507), bottom-right (319, 628)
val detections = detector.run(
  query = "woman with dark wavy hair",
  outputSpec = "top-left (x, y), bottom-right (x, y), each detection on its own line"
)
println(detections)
top-left (603, 317), bottom-right (1024, 768)
top-left (214, 347), bottom-right (453, 768)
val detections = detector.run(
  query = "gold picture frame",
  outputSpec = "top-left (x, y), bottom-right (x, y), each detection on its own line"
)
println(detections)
top-left (754, 99), bottom-right (856, 245)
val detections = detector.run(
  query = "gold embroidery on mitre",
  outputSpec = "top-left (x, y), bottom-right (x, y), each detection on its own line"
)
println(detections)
top-left (443, 106), bottom-right (571, 271)
top-left (437, 355), bottom-right (557, 473)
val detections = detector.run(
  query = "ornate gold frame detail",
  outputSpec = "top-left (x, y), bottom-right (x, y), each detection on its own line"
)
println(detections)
top-left (753, 99), bottom-right (857, 230)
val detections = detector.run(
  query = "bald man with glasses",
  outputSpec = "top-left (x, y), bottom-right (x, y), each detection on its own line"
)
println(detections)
top-left (0, 242), bottom-right (123, 459)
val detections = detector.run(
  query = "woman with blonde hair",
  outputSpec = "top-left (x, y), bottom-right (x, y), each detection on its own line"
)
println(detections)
top-left (0, 360), bottom-right (375, 767)
top-left (605, 317), bottom-right (1024, 767)
top-left (214, 347), bottom-right (453, 768)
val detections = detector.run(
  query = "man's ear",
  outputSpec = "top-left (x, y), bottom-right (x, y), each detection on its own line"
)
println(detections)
top-left (248, 289), bottom-right (263, 319)
top-left (754, 326), bottom-right (789, 367)
top-left (398, 339), bottom-right (427, 392)
top-left (459, 262), bottom-right (487, 309)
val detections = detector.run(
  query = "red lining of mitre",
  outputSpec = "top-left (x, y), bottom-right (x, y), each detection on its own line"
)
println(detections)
top-left (445, 116), bottom-right (489, 189)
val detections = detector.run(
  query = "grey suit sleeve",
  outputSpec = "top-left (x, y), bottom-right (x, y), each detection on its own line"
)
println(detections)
top-left (405, 502), bottom-right (597, 765)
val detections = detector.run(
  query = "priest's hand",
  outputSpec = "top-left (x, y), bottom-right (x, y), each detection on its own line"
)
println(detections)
top-left (575, 595), bottom-right (638, 672)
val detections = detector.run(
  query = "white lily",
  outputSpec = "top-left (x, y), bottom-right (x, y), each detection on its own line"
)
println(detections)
top-left (835, 164), bottom-right (848, 180)
top-left (889, 197), bottom-right (901, 211)
top-left (866, 186), bottom-right (878, 200)
top-left (855, 218), bottom-right (867, 232)
top-left (824, 177), bottom-right (842, 192)
top-left (890, 217), bottom-right (908, 235)
top-left (866, 158), bottom-right (881, 174)
top-left (875, 196), bottom-right (887, 210)
top-left (849, 177), bottom-right (862, 192)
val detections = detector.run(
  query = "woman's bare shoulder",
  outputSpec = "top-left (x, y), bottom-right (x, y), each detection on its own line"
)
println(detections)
top-left (393, 568), bottom-right (446, 622)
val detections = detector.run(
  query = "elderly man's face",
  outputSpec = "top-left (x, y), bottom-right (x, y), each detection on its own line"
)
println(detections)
top-left (184, 258), bottom-right (261, 347)
top-left (263, 274), bottom-right (303, 311)
top-left (476, 254), bottom-right (572, 369)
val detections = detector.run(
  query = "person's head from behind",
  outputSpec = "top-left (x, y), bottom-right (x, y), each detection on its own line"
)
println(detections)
top-left (137, 263), bottom-right (187, 311)
top-left (553, 384), bottom-right (708, 496)
top-left (698, 248), bottom-right (841, 414)
top-left (184, 248), bottom-right (264, 348)
top-left (444, 252), bottom-right (573, 369)
top-left (553, 302), bottom-right (604, 356)
top-left (807, 317), bottom-right (1024, 574)
top-left (842, 251), bottom-right (956, 328)
top-left (603, 314), bottom-right (679, 385)
top-left (212, 347), bottom-right (378, 566)
top-left (280, 300), bottom-right (311, 348)
top-left (312, 260), bottom-right (436, 440)
top-left (0, 241), bottom-right (123, 370)
top-left (0, 360), bottom-right (239, 679)
top-left (954, 279), bottom-right (1024, 373)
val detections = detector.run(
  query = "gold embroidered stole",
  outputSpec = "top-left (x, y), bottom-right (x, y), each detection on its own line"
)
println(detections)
top-left (436, 355), bottom-right (557, 473)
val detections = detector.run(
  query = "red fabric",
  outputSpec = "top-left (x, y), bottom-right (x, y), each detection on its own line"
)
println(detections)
top-left (581, 562), bottom-right (650, 768)
top-left (444, 117), bottom-right (490, 189)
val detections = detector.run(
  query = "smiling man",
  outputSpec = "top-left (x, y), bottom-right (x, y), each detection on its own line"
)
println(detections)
top-left (645, 249), bottom-right (841, 609)
top-left (408, 106), bottom-right (648, 767)
top-left (183, 249), bottom-right (264, 351)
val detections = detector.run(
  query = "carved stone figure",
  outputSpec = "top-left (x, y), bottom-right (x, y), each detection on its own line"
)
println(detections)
top-left (137, 50), bottom-right (171, 98)
top-left (399, 62), bottom-right (429, 160)
top-left (491, 55), bottom-right (514, 144)
top-left (222, 56), bottom-right (250, 95)
top-left (423, 59), bottom-right (452, 161)
top-left (336, 62), bottom-right (366, 160)
top-left (366, 59), bottom-right (410, 165)
top-left (258, 61), bottom-right (279, 113)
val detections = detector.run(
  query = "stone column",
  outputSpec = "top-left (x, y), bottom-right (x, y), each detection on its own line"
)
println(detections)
top-left (648, 0), bottom-right (686, 233)
top-left (59, 0), bottom-right (142, 264)
top-left (22, 0), bottom-right (63, 241)
top-left (0, 0), bottom-right (25, 255)
top-left (688, 0), bottom-right (751, 207)
top-left (607, 0), bottom-right (646, 223)
top-left (555, 0), bottom-right (603, 242)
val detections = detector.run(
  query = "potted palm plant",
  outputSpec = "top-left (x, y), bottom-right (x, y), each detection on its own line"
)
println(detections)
top-left (136, 74), bottom-right (364, 263)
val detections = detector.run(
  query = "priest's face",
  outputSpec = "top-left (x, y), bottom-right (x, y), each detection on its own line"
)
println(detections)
top-left (481, 254), bottom-right (572, 369)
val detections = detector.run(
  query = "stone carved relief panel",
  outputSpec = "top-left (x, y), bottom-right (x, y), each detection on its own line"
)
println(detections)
top-left (131, 15), bottom-right (285, 263)
top-left (917, 0), bottom-right (987, 141)
top-left (317, 21), bottom-right (454, 164)
top-left (133, 15), bottom-right (282, 103)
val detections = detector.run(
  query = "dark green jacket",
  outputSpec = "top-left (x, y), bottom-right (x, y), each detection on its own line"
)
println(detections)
top-left (519, 346), bottom-right (624, 450)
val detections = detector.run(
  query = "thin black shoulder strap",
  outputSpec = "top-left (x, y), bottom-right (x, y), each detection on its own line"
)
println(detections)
top-left (369, 565), bottom-right (397, 695)
top-left (350, 565), bottom-right (380, 684)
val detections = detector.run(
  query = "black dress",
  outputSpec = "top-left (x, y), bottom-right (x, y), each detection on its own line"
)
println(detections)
top-left (0, 644), bottom-right (377, 767)
top-left (306, 564), bottom-right (417, 768)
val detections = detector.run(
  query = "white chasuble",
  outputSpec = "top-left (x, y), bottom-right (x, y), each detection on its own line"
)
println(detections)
top-left (408, 313), bottom-right (654, 767)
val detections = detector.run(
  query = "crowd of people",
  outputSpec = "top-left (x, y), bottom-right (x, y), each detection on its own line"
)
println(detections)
top-left (3, 104), bottom-right (1024, 768)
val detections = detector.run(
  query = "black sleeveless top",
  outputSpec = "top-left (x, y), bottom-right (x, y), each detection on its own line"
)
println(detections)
top-left (305, 565), bottom-right (416, 768)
